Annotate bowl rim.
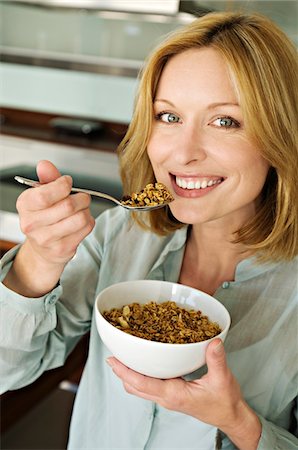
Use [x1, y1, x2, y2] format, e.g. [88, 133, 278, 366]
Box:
[95, 279, 231, 348]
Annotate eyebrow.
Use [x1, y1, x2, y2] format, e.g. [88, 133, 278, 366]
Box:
[154, 99, 240, 109]
[154, 99, 176, 107]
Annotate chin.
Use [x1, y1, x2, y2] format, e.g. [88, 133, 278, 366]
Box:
[169, 205, 204, 225]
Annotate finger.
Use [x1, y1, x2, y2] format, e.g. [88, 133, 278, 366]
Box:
[39, 192, 91, 226]
[36, 160, 62, 184]
[17, 175, 73, 213]
[33, 218, 95, 262]
[206, 339, 229, 381]
[107, 358, 186, 410]
[107, 358, 167, 399]
[32, 207, 94, 245]
[122, 382, 159, 402]
[20, 193, 91, 232]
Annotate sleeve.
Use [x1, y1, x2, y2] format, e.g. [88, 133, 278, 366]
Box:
[257, 416, 298, 450]
[256, 406, 298, 450]
[217, 404, 298, 450]
[0, 221, 103, 394]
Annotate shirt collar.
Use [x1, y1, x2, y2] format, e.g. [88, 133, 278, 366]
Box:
[234, 255, 282, 282]
[148, 226, 188, 277]
[148, 224, 284, 284]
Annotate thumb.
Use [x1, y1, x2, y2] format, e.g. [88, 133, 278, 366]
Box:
[36, 160, 62, 184]
[206, 338, 228, 381]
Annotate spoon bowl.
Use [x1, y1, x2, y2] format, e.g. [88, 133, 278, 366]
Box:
[14, 176, 173, 212]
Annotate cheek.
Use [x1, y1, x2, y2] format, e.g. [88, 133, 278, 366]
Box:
[223, 139, 269, 186]
[147, 137, 167, 167]
[245, 154, 270, 188]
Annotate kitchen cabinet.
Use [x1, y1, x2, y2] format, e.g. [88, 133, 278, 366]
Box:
[1, 334, 90, 438]
[0, 239, 17, 258]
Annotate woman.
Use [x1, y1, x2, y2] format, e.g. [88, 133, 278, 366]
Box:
[1, 11, 297, 450]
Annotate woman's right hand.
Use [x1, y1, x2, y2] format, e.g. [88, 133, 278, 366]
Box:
[3, 160, 95, 297]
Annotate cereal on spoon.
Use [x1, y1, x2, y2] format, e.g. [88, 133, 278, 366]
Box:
[121, 183, 174, 208]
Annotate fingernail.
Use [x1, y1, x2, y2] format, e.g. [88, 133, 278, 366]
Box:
[64, 175, 72, 184]
[214, 340, 223, 354]
[106, 358, 114, 368]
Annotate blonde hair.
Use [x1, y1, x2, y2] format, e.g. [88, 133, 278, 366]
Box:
[118, 11, 298, 262]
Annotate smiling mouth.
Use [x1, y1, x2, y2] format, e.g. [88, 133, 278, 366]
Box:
[173, 175, 225, 190]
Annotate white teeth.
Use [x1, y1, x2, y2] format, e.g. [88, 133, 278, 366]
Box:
[176, 176, 222, 190]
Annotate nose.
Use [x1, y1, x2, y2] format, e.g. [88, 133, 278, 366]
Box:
[173, 124, 208, 165]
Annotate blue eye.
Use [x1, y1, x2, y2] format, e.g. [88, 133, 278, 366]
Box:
[213, 116, 240, 128]
[156, 112, 180, 123]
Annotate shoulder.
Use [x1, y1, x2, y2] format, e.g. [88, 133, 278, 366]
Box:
[266, 257, 298, 293]
[238, 255, 297, 288]
[265, 258, 298, 304]
[253, 257, 298, 312]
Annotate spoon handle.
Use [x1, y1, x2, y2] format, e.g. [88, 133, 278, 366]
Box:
[14, 176, 40, 188]
[14, 176, 121, 206]
[70, 187, 121, 205]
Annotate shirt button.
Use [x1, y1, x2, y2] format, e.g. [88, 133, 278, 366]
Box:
[48, 295, 56, 305]
[222, 281, 230, 289]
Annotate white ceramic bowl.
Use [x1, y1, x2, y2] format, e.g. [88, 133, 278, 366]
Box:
[95, 280, 231, 379]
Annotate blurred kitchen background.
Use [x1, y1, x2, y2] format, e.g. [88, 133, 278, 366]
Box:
[0, 1, 297, 449]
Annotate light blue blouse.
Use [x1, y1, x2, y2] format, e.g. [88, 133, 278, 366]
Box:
[1, 207, 297, 450]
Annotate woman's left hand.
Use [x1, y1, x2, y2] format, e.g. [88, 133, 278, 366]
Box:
[107, 338, 261, 448]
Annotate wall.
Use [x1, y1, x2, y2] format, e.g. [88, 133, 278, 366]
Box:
[0, 63, 137, 123]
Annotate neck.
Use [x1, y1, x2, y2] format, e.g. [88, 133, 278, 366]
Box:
[179, 223, 251, 295]
[189, 222, 249, 266]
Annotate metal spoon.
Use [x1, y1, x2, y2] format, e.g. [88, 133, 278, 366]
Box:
[14, 176, 172, 212]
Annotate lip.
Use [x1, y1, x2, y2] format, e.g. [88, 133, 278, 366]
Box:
[171, 172, 223, 179]
[169, 173, 225, 198]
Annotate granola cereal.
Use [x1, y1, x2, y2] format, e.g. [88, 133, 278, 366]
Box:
[103, 301, 221, 344]
[121, 183, 174, 208]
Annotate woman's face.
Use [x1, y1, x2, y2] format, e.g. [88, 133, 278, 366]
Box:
[147, 47, 270, 227]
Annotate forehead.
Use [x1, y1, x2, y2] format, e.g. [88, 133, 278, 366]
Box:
[156, 47, 238, 102]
